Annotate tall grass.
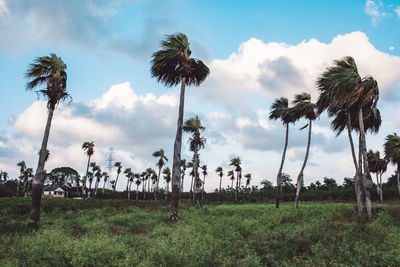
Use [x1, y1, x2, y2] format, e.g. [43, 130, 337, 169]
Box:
[1, 198, 399, 266]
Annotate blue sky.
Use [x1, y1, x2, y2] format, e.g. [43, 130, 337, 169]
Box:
[0, 0, 399, 190]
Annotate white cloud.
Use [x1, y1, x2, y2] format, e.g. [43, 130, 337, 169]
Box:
[0, 0, 8, 16]
[364, 0, 387, 26]
[389, 46, 395, 51]
[395, 6, 400, 17]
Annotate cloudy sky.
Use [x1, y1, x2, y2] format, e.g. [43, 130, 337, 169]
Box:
[0, 0, 400, 191]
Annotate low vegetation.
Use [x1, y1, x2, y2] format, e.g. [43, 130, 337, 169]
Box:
[1, 198, 400, 266]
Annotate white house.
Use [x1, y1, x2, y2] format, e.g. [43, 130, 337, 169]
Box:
[43, 186, 67, 198]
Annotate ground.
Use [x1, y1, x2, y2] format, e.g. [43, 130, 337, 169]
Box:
[0, 198, 400, 266]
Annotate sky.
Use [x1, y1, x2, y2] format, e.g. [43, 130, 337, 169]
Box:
[0, 0, 400, 192]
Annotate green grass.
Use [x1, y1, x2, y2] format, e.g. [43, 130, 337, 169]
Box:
[1, 198, 400, 266]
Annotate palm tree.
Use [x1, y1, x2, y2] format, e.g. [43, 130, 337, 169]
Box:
[93, 168, 102, 199]
[23, 168, 34, 197]
[25, 53, 70, 228]
[151, 33, 210, 221]
[184, 116, 206, 204]
[200, 165, 207, 200]
[230, 157, 242, 203]
[180, 159, 187, 201]
[1, 171, 8, 183]
[291, 92, 317, 208]
[384, 133, 400, 196]
[153, 149, 168, 201]
[244, 173, 252, 190]
[228, 170, 235, 190]
[135, 174, 141, 200]
[215, 167, 224, 201]
[113, 162, 122, 198]
[163, 167, 172, 200]
[102, 172, 109, 196]
[16, 161, 26, 197]
[269, 97, 295, 208]
[82, 141, 94, 199]
[128, 172, 134, 200]
[368, 150, 387, 203]
[316, 56, 380, 217]
[124, 168, 132, 198]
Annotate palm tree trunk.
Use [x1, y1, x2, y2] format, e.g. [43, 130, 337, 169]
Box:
[155, 168, 161, 201]
[295, 120, 312, 208]
[165, 182, 169, 200]
[126, 178, 129, 198]
[29, 107, 54, 229]
[276, 123, 289, 208]
[193, 145, 202, 207]
[235, 172, 239, 204]
[94, 179, 99, 199]
[202, 174, 206, 200]
[170, 78, 186, 221]
[147, 177, 151, 199]
[16, 177, 21, 197]
[358, 108, 373, 218]
[379, 172, 383, 203]
[88, 179, 93, 198]
[128, 181, 132, 200]
[397, 166, 400, 196]
[23, 175, 28, 197]
[102, 180, 106, 195]
[219, 175, 222, 202]
[347, 111, 365, 215]
[113, 172, 120, 199]
[190, 175, 194, 202]
[375, 173, 380, 202]
[180, 173, 185, 201]
[136, 184, 139, 200]
[83, 155, 91, 199]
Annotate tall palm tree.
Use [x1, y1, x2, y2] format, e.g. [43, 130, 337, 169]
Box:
[316, 56, 380, 217]
[200, 165, 207, 200]
[215, 167, 224, 201]
[184, 116, 206, 204]
[16, 161, 26, 197]
[113, 162, 122, 198]
[384, 133, 400, 196]
[291, 92, 317, 208]
[82, 141, 95, 199]
[229, 157, 242, 203]
[180, 159, 187, 201]
[23, 168, 33, 197]
[187, 161, 195, 202]
[163, 167, 172, 200]
[269, 97, 295, 208]
[153, 149, 168, 201]
[93, 168, 102, 199]
[26, 53, 69, 228]
[151, 33, 210, 221]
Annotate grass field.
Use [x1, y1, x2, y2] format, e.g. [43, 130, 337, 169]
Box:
[1, 199, 400, 266]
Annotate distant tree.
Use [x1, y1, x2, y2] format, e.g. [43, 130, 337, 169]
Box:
[113, 162, 122, 198]
[153, 149, 168, 201]
[151, 33, 210, 221]
[229, 157, 242, 203]
[124, 168, 132, 199]
[16, 161, 26, 197]
[228, 170, 235, 190]
[135, 174, 141, 200]
[322, 177, 338, 190]
[384, 133, 400, 196]
[180, 159, 187, 201]
[281, 173, 295, 193]
[163, 167, 172, 200]
[260, 179, 273, 190]
[102, 172, 109, 196]
[200, 165, 207, 200]
[342, 177, 355, 189]
[49, 167, 79, 190]
[215, 167, 224, 200]
[82, 141, 95, 199]
[269, 97, 295, 208]
[244, 173, 252, 190]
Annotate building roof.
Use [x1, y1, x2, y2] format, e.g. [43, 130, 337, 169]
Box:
[43, 186, 64, 192]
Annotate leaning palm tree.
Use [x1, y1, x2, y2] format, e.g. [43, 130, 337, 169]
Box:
[102, 172, 109, 196]
[124, 168, 132, 198]
[291, 92, 317, 208]
[228, 170, 235, 190]
[384, 133, 400, 196]
[368, 150, 382, 202]
[229, 157, 242, 203]
[23, 168, 33, 197]
[16, 161, 26, 197]
[163, 167, 172, 200]
[153, 149, 168, 201]
[215, 167, 224, 201]
[113, 162, 122, 198]
[82, 141, 95, 199]
[25, 54, 70, 228]
[269, 97, 295, 208]
[135, 174, 141, 200]
[316, 56, 379, 217]
[200, 165, 207, 200]
[187, 161, 195, 202]
[93, 169, 103, 199]
[151, 33, 210, 221]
